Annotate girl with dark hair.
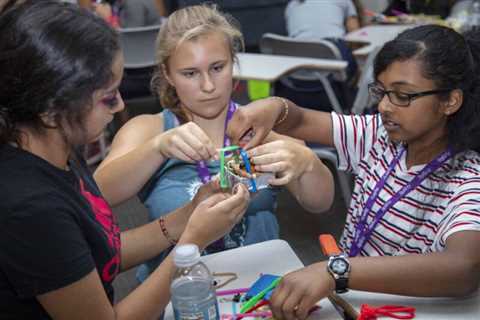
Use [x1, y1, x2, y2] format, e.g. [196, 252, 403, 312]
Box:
[226, 24, 480, 319]
[0, 1, 249, 319]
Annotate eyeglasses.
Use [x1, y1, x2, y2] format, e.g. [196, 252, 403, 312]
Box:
[367, 83, 452, 107]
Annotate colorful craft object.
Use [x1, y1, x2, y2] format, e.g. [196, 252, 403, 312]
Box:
[219, 145, 258, 192]
[216, 274, 321, 320]
[240, 275, 281, 313]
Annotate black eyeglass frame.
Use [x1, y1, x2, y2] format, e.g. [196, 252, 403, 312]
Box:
[367, 83, 453, 107]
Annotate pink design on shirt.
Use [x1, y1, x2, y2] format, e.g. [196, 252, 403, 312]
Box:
[79, 179, 121, 282]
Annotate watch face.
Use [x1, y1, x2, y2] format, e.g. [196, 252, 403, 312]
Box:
[331, 258, 348, 274]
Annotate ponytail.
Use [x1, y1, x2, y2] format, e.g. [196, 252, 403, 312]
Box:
[451, 30, 480, 153]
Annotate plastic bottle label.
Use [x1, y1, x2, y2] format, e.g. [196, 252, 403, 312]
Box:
[173, 301, 219, 320]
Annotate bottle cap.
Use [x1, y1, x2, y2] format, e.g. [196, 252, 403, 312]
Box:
[174, 244, 201, 267]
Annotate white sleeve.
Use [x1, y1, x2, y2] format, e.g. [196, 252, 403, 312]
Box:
[435, 179, 480, 250]
[331, 112, 381, 174]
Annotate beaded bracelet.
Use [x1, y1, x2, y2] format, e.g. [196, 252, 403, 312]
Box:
[274, 97, 289, 126]
[158, 217, 177, 246]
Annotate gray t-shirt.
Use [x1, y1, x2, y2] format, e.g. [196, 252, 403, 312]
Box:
[120, 0, 163, 28]
[285, 0, 357, 40]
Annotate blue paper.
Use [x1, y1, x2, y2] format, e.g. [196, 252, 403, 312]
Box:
[245, 274, 281, 301]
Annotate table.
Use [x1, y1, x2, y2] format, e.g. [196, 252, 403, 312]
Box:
[343, 290, 480, 320]
[164, 240, 336, 319]
[344, 25, 415, 57]
[233, 53, 347, 113]
[164, 239, 480, 320]
[233, 53, 347, 82]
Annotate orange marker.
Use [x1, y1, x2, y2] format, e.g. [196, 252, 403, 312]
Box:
[319, 234, 341, 256]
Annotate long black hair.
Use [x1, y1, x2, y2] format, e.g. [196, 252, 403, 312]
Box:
[0, 0, 120, 146]
[374, 24, 480, 153]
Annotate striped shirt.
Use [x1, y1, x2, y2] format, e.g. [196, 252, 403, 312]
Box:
[332, 113, 480, 256]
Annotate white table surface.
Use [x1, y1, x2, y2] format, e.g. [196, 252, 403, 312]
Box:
[344, 25, 415, 56]
[164, 239, 480, 320]
[343, 289, 480, 320]
[233, 53, 347, 82]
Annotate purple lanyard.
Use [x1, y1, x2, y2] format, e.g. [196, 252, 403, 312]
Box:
[349, 146, 453, 257]
[196, 101, 237, 184]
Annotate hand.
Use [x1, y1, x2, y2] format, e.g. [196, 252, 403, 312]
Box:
[191, 179, 222, 208]
[226, 98, 284, 149]
[92, 3, 112, 20]
[155, 122, 217, 163]
[182, 184, 250, 248]
[247, 140, 316, 186]
[270, 262, 335, 320]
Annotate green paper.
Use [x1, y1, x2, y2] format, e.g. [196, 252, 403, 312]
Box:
[247, 80, 271, 101]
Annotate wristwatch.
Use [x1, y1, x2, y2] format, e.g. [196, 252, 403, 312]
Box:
[326, 254, 350, 294]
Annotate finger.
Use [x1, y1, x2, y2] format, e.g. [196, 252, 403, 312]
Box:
[280, 290, 304, 320]
[170, 136, 202, 162]
[198, 193, 229, 208]
[167, 148, 196, 163]
[229, 199, 248, 224]
[238, 129, 255, 148]
[296, 295, 318, 320]
[186, 125, 217, 159]
[208, 178, 221, 191]
[270, 282, 292, 320]
[255, 161, 288, 173]
[200, 179, 222, 194]
[226, 112, 250, 145]
[211, 184, 249, 212]
[250, 152, 280, 165]
[178, 129, 214, 161]
[232, 184, 250, 217]
[247, 145, 268, 158]
[231, 184, 250, 208]
[233, 183, 249, 198]
[268, 174, 291, 186]
[243, 127, 268, 150]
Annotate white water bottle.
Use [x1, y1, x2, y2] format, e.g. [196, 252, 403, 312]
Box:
[171, 244, 219, 320]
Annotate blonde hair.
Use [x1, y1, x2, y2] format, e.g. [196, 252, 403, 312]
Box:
[151, 4, 244, 122]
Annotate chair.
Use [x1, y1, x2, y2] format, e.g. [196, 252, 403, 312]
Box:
[260, 33, 346, 114]
[351, 45, 381, 115]
[259, 33, 352, 206]
[117, 24, 163, 123]
[118, 24, 161, 69]
[83, 25, 163, 166]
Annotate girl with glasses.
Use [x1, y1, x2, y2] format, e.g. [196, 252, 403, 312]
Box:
[0, 1, 249, 319]
[226, 24, 480, 319]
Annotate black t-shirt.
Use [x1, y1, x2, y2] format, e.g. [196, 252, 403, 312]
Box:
[0, 145, 121, 319]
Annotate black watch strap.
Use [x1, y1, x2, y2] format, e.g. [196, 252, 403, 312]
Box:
[335, 277, 349, 294]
